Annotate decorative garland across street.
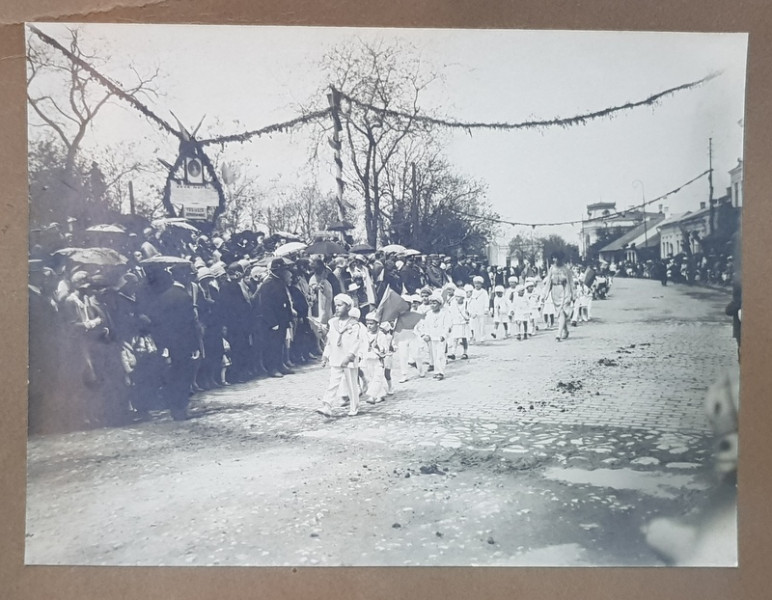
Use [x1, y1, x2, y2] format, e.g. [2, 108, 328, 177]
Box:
[448, 170, 711, 228]
[29, 24, 720, 147]
[28, 25, 720, 229]
[336, 73, 720, 133]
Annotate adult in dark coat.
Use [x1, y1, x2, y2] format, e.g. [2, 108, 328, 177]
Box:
[255, 259, 295, 377]
[140, 268, 199, 420]
[400, 256, 424, 294]
[377, 260, 403, 302]
[219, 263, 254, 383]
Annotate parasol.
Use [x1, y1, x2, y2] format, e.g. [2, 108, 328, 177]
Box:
[152, 218, 199, 232]
[306, 240, 347, 255]
[274, 241, 308, 256]
[140, 255, 193, 268]
[85, 224, 127, 234]
[327, 220, 355, 231]
[380, 243, 406, 254]
[401, 248, 421, 257]
[53, 247, 128, 266]
[350, 243, 376, 254]
[271, 230, 302, 241]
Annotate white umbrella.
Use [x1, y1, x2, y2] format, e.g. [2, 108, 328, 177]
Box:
[152, 218, 199, 232]
[274, 241, 307, 256]
[380, 243, 406, 254]
[401, 248, 421, 257]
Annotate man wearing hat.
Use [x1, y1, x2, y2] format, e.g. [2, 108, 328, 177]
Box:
[139, 266, 200, 421]
[255, 258, 295, 378]
[220, 261, 254, 383]
[400, 254, 424, 294]
[425, 254, 446, 288]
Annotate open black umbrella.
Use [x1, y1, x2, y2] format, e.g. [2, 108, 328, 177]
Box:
[306, 240, 347, 255]
[53, 247, 128, 266]
[327, 220, 355, 232]
[140, 255, 193, 268]
[350, 243, 375, 254]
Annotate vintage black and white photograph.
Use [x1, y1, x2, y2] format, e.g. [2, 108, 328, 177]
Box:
[25, 23, 745, 566]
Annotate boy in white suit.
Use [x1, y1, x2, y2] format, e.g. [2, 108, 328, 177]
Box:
[317, 294, 365, 417]
[414, 291, 453, 380]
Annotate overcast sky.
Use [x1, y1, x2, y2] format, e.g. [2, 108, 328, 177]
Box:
[28, 24, 747, 245]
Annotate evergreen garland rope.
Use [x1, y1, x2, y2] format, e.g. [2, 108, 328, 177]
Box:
[449, 170, 711, 228]
[337, 73, 721, 133]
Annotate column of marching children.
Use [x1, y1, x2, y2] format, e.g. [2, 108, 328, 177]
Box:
[316, 269, 600, 417]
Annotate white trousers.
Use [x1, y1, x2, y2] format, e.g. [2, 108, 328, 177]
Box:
[423, 339, 447, 375]
[321, 366, 359, 413]
[470, 315, 486, 341]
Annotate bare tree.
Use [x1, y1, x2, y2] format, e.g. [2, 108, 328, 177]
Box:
[320, 38, 439, 247]
[26, 27, 160, 182]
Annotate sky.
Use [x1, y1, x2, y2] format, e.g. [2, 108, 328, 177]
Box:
[27, 24, 748, 246]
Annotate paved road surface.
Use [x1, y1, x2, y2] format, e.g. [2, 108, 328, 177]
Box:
[25, 278, 738, 566]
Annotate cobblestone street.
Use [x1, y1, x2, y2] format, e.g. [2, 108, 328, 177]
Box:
[25, 278, 738, 566]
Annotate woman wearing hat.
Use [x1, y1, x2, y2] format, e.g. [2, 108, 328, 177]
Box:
[542, 250, 576, 341]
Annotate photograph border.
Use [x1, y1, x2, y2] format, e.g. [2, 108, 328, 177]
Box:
[2, 1, 770, 598]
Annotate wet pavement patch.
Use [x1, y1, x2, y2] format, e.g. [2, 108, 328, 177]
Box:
[541, 467, 710, 499]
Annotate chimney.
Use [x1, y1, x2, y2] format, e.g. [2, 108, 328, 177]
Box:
[699, 201, 706, 209]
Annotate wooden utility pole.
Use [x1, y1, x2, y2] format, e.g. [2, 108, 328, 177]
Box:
[708, 137, 715, 235]
[128, 180, 136, 215]
[411, 162, 418, 246]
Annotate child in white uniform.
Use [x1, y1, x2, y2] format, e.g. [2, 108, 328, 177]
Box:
[511, 284, 531, 340]
[525, 279, 540, 336]
[491, 284, 511, 339]
[318, 294, 365, 417]
[379, 321, 395, 394]
[540, 276, 556, 329]
[362, 313, 389, 404]
[448, 288, 470, 359]
[414, 292, 453, 380]
[467, 276, 489, 344]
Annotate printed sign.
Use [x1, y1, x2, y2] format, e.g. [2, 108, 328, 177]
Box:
[170, 182, 219, 221]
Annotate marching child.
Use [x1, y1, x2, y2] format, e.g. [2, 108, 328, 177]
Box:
[448, 288, 471, 360]
[467, 276, 490, 344]
[511, 284, 531, 340]
[362, 313, 389, 404]
[540, 276, 556, 329]
[525, 278, 540, 336]
[414, 291, 453, 380]
[396, 295, 421, 382]
[491, 284, 511, 339]
[576, 282, 591, 322]
[379, 321, 395, 395]
[317, 294, 365, 418]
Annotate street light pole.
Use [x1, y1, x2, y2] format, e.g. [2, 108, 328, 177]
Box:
[633, 180, 648, 263]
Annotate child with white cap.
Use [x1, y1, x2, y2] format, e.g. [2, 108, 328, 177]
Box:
[362, 313, 389, 404]
[414, 291, 453, 379]
[317, 294, 366, 417]
[490, 284, 511, 339]
[395, 296, 422, 383]
[447, 288, 471, 360]
[540, 275, 556, 330]
[379, 321, 395, 394]
[511, 284, 531, 340]
[525, 278, 540, 336]
[467, 276, 490, 344]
